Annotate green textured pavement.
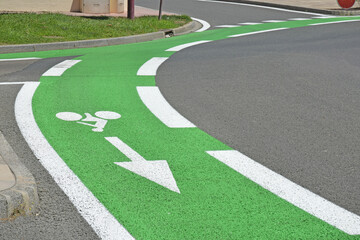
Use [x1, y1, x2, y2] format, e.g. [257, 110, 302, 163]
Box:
[2, 17, 360, 239]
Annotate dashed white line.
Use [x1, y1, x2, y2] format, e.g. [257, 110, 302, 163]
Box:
[312, 16, 338, 19]
[137, 86, 196, 128]
[215, 25, 240, 28]
[207, 150, 360, 235]
[191, 17, 211, 32]
[228, 28, 288, 38]
[15, 82, 134, 240]
[288, 18, 311, 21]
[262, 20, 285, 23]
[310, 19, 360, 26]
[42, 60, 82, 76]
[0, 82, 31, 85]
[197, 0, 325, 16]
[0, 57, 41, 61]
[239, 22, 262, 25]
[137, 57, 169, 76]
[166, 40, 212, 52]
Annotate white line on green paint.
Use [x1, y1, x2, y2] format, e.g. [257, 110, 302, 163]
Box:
[15, 82, 134, 240]
[137, 57, 168, 76]
[228, 28, 288, 38]
[207, 150, 360, 235]
[166, 40, 212, 52]
[137, 86, 196, 128]
[42, 60, 82, 76]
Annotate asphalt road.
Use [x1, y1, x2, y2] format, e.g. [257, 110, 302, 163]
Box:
[0, 57, 99, 240]
[156, 22, 360, 215]
[0, 1, 356, 239]
[136, 0, 322, 28]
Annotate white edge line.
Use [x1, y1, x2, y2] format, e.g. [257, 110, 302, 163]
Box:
[262, 20, 286, 23]
[310, 19, 360, 26]
[166, 40, 213, 52]
[137, 57, 168, 76]
[15, 82, 134, 240]
[197, 0, 327, 16]
[228, 27, 288, 38]
[191, 17, 211, 32]
[42, 60, 82, 77]
[0, 57, 41, 62]
[207, 150, 360, 235]
[137, 86, 196, 128]
[239, 22, 262, 25]
[0, 82, 31, 85]
[215, 25, 240, 28]
[288, 18, 311, 21]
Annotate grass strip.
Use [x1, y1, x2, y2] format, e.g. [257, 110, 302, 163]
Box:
[0, 13, 191, 45]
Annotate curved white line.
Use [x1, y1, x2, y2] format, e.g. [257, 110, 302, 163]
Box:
[207, 150, 360, 235]
[137, 86, 196, 128]
[137, 57, 168, 76]
[42, 60, 82, 76]
[15, 82, 134, 240]
[191, 17, 211, 32]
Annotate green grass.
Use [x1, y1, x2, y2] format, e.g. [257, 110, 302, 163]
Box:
[0, 13, 191, 45]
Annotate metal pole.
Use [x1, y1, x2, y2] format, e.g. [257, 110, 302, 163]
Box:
[158, 0, 163, 20]
[128, 0, 135, 19]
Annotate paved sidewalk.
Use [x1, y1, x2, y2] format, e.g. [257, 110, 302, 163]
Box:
[0, 156, 15, 192]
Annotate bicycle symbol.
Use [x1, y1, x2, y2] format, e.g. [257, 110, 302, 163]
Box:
[56, 111, 121, 132]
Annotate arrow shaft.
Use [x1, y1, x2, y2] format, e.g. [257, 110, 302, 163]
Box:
[105, 137, 146, 162]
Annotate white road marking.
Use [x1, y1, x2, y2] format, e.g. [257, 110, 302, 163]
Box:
[288, 18, 311, 21]
[15, 82, 134, 240]
[105, 137, 180, 193]
[262, 20, 285, 23]
[0, 57, 41, 61]
[42, 60, 82, 76]
[137, 57, 168, 76]
[197, 0, 325, 16]
[215, 25, 240, 28]
[207, 150, 360, 235]
[137, 86, 196, 128]
[228, 28, 288, 38]
[239, 22, 261, 25]
[312, 16, 338, 19]
[310, 19, 360, 26]
[166, 40, 212, 52]
[0, 82, 32, 85]
[191, 17, 211, 32]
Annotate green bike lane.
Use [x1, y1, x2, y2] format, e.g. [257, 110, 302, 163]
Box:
[3, 17, 360, 239]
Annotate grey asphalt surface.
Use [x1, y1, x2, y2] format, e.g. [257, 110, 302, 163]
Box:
[0, 1, 346, 239]
[0, 57, 99, 239]
[156, 22, 360, 215]
[137, 0, 322, 28]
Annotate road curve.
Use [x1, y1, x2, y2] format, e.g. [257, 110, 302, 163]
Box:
[156, 22, 360, 215]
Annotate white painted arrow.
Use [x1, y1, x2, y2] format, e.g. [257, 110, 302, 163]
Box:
[105, 137, 180, 193]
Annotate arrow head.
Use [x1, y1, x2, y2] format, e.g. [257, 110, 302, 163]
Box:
[114, 160, 180, 193]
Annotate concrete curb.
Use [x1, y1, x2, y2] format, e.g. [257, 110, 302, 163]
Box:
[217, 0, 360, 16]
[0, 131, 38, 220]
[0, 20, 202, 54]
